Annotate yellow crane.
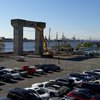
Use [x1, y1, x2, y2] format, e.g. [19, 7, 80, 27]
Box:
[35, 26, 53, 57]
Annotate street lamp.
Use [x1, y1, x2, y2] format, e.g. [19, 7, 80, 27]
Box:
[57, 40, 60, 65]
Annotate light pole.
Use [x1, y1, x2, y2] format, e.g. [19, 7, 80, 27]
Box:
[57, 40, 60, 65]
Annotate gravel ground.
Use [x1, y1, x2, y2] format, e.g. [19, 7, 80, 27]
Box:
[0, 55, 100, 97]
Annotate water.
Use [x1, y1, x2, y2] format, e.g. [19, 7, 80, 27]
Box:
[4, 41, 80, 52]
[4, 42, 35, 52]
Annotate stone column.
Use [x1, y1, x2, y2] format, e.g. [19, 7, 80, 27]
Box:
[13, 27, 23, 55]
[35, 28, 43, 56]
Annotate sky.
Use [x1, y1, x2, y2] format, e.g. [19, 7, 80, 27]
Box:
[0, 0, 100, 40]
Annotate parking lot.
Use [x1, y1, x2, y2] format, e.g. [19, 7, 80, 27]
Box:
[0, 55, 100, 97]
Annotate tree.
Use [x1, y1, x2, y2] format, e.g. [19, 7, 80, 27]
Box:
[83, 42, 93, 48]
[76, 43, 83, 50]
[76, 42, 93, 50]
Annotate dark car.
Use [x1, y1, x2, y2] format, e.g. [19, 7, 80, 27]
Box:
[78, 82, 100, 94]
[42, 64, 53, 72]
[83, 71, 100, 79]
[35, 64, 51, 72]
[7, 88, 42, 100]
[67, 72, 94, 81]
[67, 88, 96, 100]
[84, 50, 94, 57]
[47, 64, 61, 71]
[54, 78, 75, 90]
[74, 88, 100, 100]
[0, 65, 5, 70]
[0, 97, 12, 100]
[0, 70, 12, 82]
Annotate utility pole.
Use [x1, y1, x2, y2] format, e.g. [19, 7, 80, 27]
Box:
[48, 28, 51, 40]
[48, 28, 51, 47]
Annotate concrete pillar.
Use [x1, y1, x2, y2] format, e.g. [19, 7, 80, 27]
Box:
[11, 19, 46, 56]
[35, 28, 43, 56]
[13, 27, 23, 55]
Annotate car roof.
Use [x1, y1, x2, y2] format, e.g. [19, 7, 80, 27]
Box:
[32, 83, 41, 87]
[3, 68, 13, 71]
[8, 88, 30, 95]
[42, 81, 49, 84]
[93, 69, 100, 71]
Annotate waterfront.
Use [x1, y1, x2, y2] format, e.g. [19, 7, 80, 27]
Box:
[4, 40, 80, 52]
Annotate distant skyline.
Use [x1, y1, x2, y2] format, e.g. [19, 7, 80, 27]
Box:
[0, 0, 100, 40]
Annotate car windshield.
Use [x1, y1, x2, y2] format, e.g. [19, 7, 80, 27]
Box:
[51, 85, 60, 90]
[94, 70, 100, 72]
[19, 69, 25, 72]
[37, 89, 45, 94]
[45, 83, 52, 87]
[11, 70, 17, 74]
[57, 79, 67, 82]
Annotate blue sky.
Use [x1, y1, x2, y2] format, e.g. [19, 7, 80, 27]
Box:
[0, 0, 100, 40]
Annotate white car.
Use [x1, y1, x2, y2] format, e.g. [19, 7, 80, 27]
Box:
[68, 77, 83, 84]
[32, 81, 59, 88]
[3, 68, 21, 79]
[25, 87, 50, 100]
[36, 68, 44, 74]
[32, 81, 68, 97]
[92, 69, 100, 75]
[93, 79, 100, 84]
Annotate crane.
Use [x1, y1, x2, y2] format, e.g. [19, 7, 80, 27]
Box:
[35, 26, 53, 57]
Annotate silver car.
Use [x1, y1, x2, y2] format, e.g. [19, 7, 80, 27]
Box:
[3, 68, 21, 79]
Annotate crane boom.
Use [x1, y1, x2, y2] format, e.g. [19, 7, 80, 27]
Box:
[35, 26, 53, 57]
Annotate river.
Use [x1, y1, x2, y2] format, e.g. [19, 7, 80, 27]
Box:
[4, 40, 81, 52]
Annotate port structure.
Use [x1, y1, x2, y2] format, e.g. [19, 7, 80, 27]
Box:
[11, 19, 46, 56]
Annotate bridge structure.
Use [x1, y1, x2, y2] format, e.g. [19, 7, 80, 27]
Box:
[11, 19, 46, 56]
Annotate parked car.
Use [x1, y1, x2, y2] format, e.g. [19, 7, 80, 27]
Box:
[83, 71, 100, 79]
[3, 68, 21, 79]
[78, 82, 100, 94]
[84, 50, 94, 57]
[92, 69, 100, 75]
[14, 68, 28, 77]
[25, 87, 50, 100]
[43, 64, 61, 71]
[15, 56, 25, 62]
[21, 65, 36, 75]
[49, 96, 74, 100]
[32, 81, 70, 97]
[0, 65, 5, 70]
[36, 68, 44, 74]
[67, 72, 95, 81]
[60, 96, 76, 100]
[50, 78, 75, 90]
[67, 88, 96, 100]
[0, 97, 12, 100]
[0, 70, 12, 82]
[7, 88, 42, 100]
[68, 77, 83, 84]
[93, 79, 100, 84]
[35, 64, 52, 72]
